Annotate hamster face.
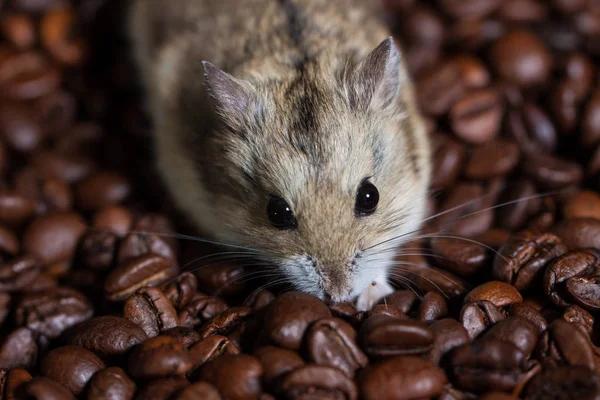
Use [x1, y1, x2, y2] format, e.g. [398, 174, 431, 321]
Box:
[195, 38, 430, 303]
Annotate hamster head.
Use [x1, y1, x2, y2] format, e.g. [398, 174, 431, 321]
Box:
[196, 37, 430, 303]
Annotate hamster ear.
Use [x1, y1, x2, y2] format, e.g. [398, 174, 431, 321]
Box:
[202, 61, 254, 116]
[349, 37, 404, 110]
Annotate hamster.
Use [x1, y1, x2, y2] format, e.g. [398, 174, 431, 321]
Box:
[128, 0, 431, 310]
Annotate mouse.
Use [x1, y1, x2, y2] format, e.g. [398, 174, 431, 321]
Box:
[128, 0, 431, 310]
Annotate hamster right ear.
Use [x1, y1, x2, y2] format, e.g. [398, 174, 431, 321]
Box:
[202, 61, 255, 118]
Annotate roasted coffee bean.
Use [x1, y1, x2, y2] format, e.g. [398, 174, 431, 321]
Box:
[460, 301, 506, 339]
[483, 317, 538, 356]
[566, 275, 600, 312]
[15, 287, 93, 339]
[431, 132, 465, 191]
[22, 211, 87, 266]
[197, 306, 252, 339]
[564, 191, 600, 220]
[439, 0, 500, 18]
[162, 272, 197, 310]
[254, 346, 305, 388]
[92, 206, 134, 237]
[551, 80, 580, 135]
[123, 287, 179, 338]
[79, 230, 117, 271]
[304, 317, 368, 377]
[509, 303, 548, 333]
[161, 327, 202, 348]
[105, 254, 178, 302]
[22, 377, 76, 400]
[417, 292, 448, 321]
[87, 367, 136, 400]
[75, 172, 131, 211]
[525, 366, 600, 399]
[449, 88, 503, 144]
[390, 264, 469, 299]
[40, 5, 86, 66]
[0, 102, 42, 152]
[380, 290, 418, 314]
[0, 327, 38, 369]
[188, 335, 240, 377]
[171, 382, 221, 400]
[194, 262, 247, 297]
[493, 231, 566, 290]
[536, 319, 596, 370]
[429, 236, 486, 277]
[522, 152, 583, 190]
[134, 377, 189, 400]
[359, 356, 446, 400]
[128, 336, 193, 379]
[35, 90, 76, 136]
[464, 139, 519, 179]
[0, 55, 61, 100]
[117, 230, 177, 269]
[0, 191, 36, 226]
[562, 305, 595, 336]
[464, 281, 523, 308]
[40, 346, 104, 396]
[67, 316, 148, 357]
[554, 218, 600, 250]
[416, 60, 465, 116]
[453, 55, 490, 89]
[0, 255, 39, 292]
[0, 13, 35, 49]
[276, 364, 357, 400]
[31, 149, 95, 184]
[451, 338, 528, 392]
[178, 293, 229, 329]
[543, 250, 600, 307]
[199, 354, 262, 400]
[14, 167, 73, 214]
[497, 0, 547, 22]
[495, 180, 538, 231]
[366, 304, 406, 320]
[399, 5, 444, 46]
[264, 291, 331, 350]
[429, 319, 470, 365]
[491, 29, 552, 87]
[582, 90, 600, 148]
[360, 315, 434, 359]
[4, 368, 33, 400]
[242, 289, 275, 311]
[0, 293, 10, 326]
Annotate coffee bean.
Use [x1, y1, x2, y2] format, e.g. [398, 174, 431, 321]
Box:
[0, 54, 61, 100]
[491, 30, 552, 87]
[123, 287, 179, 338]
[453, 55, 490, 89]
[199, 354, 262, 400]
[264, 291, 331, 350]
[367, 304, 406, 320]
[417, 292, 448, 322]
[67, 316, 148, 357]
[464, 281, 523, 308]
[197, 306, 252, 339]
[86, 367, 136, 400]
[431, 132, 465, 191]
[305, 317, 368, 377]
[0, 327, 38, 369]
[450, 88, 503, 144]
[566, 275, 600, 312]
[194, 262, 247, 297]
[188, 335, 240, 377]
[493, 231, 566, 290]
[117, 230, 177, 270]
[0, 255, 40, 292]
[178, 293, 229, 329]
[460, 301, 506, 339]
[0, 12, 35, 49]
[439, 0, 500, 19]
[509, 303, 547, 333]
[92, 206, 134, 238]
[15, 286, 93, 339]
[581, 90, 600, 149]
[0, 293, 10, 326]
[35, 90, 76, 135]
[40, 346, 105, 396]
[497, 0, 547, 22]
[416, 60, 465, 116]
[22, 377, 76, 400]
[4, 368, 33, 400]
[242, 288, 275, 311]
[15, 167, 73, 214]
[554, 218, 600, 250]
[389, 264, 469, 299]
[399, 5, 444, 46]
[525, 365, 600, 399]
[429, 236, 486, 277]
[543, 250, 600, 307]
[550, 80, 580, 135]
[522, 152, 583, 190]
[161, 327, 201, 348]
[171, 382, 221, 400]
[128, 336, 193, 379]
[40, 5, 86, 66]
[105, 254, 178, 302]
[134, 377, 189, 400]
[162, 272, 197, 310]
[254, 346, 304, 389]
[32, 149, 95, 183]
[562, 305, 595, 336]
[495, 180, 538, 230]
[0, 191, 36, 226]
[359, 356, 446, 400]
[564, 191, 600, 220]
[360, 315, 434, 359]
[464, 139, 519, 179]
[483, 317, 539, 356]
[537, 319, 596, 370]
[0, 101, 43, 153]
[429, 319, 470, 365]
[79, 231, 117, 271]
[75, 172, 131, 211]
[278, 364, 358, 400]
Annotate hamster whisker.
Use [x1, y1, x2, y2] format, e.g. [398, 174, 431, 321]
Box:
[404, 234, 507, 262]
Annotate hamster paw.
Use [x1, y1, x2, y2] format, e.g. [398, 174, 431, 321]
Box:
[355, 279, 394, 311]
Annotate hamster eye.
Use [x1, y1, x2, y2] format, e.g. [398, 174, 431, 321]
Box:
[355, 181, 379, 216]
[267, 197, 297, 229]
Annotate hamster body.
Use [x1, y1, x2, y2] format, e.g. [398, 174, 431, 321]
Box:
[128, 0, 430, 310]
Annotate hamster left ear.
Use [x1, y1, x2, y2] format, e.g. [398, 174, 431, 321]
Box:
[348, 37, 404, 110]
[202, 61, 254, 117]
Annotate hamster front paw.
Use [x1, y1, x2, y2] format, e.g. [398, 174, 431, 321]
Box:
[355, 278, 394, 311]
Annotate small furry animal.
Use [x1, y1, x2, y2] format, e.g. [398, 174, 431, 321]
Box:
[128, 0, 431, 310]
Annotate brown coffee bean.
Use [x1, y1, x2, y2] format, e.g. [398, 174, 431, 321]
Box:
[431, 132, 465, 191]
[566, 276, 600, 312]
[254, 346, 304, 389]
[537, 320, 596, 370]
[360, 315, 434, 359]
[564, 191, 600, 220]
[581, 90, 600, 149]
[199, 354, 262, 400]
[14, 167, 73, 214]
[522, 152, 583, 190]
[464, 281, 523, 308]
[15, 287, 93, 339]
[171, 382, 221, 400]
[178, 293, 229, 329]
[117, 230, 177, 269]
[551, 80, 580, 135]
[40, 5, 87, 66]
[162, 272, 197, 310]
[242, 289, 275, 311]
[563, 52, 594, 100]
[554, 218, 600, 250]
[105, 254, 178, 302]
[417, 292, 448, 322]
[491, 30, 552, 87]
[389, 264, 469, 299]
[509, 303, 547, 333]
[86, 367, 136, 400]
[40, 346, 104, 396]
[0, 327, 37, 369]
[399, 5, 444, 46]
[366, 304, 406, 320]
[0, 191, 36, 226]
[464, 139, 519, 179]
[0, 13, 35, 50]
[0, 55, 61, 100]
[134, 377, 189, 400]
[563, 305, 595, 336]
[429, 236, 486, 277]
[493, 231, 566, 290]
[429, 319, 470, 365]
[161, 327, 202, 349]
[497, 0, 547, 22]
[453, 55, 490, 89]
[460, 301, 506, 339]
[22, 377, 76, 400]
[67, 316, 148, 357]
[4, 368, 33, 400]
[188, 335, 240, 377]
[484, 317, 539, 356]
[450, 88, 503, 144]
[0, 255, 39, 292]
[495, 180, 538, 231]
[194, 262, 247, 297]
[525, 365, 600, 400]
[79, 231, 117, 271]
[543, 250, 600, 307]
[35, 90, 76, 135]
[0, 102, 43, 152]
[440, 0, 500, 18]
[32, 149, 95, 183]
[128, 336, 193, 379]
[0, 293, 10, 326]
[379, 290, 418, 314]
[132, 214, 178, 252]
[197, 306, 252, 339]
[416, 60, 465, 116]
[92, 206, 133, 238]
[123, 287, 179, 338]
[451, 338, 527, 392]
[274, 364, 357, 399]
[359, 356, 446, 400]
[75, 172, 131, 211]
[22, 211, 87, 266]
[305, 317, 368, 377]
[264, 291, 331, 350]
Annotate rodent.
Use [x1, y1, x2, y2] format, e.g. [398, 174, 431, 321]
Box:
[128, 0, 431, 310]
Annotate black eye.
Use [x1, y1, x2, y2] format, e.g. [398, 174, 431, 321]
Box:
[267, 197, 297, 229]
[355, 181, 379, 216]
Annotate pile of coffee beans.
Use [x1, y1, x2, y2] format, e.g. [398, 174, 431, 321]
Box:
[0, 0, 599, 399]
